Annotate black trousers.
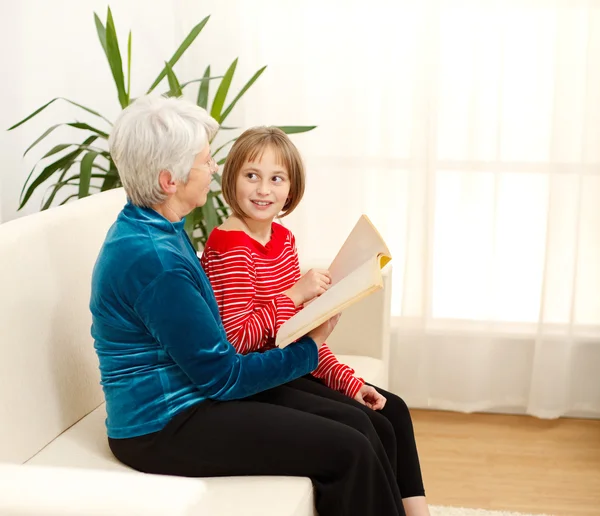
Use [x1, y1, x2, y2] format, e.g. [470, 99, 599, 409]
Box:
[109, 380, 423, 516]
[286, 376, 425, 499]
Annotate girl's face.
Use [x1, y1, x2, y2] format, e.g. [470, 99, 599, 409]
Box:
[235, 145, 291, 224]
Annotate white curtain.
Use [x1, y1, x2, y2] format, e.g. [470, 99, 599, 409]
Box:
[177, 0, 600, 418]
[4, 0, 597, 418]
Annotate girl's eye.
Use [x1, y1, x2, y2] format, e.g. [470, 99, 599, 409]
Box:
[272, 176, 284, 183]
[246, 173, 258, 180]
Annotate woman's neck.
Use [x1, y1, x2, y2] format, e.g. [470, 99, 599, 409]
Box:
[152, 200, 183, 223]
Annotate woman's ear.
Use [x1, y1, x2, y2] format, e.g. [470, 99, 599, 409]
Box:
[158, 170, 177, 194]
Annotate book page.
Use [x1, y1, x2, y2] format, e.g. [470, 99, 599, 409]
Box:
[328, 215, 391, 285]
[276, 255, 383, 348]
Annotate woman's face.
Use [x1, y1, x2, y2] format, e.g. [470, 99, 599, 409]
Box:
[175, 144, 214, 215]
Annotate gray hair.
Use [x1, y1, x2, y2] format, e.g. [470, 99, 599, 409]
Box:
[108, 94, 219, 207]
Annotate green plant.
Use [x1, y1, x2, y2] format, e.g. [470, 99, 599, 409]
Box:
[8, 7, 315, 248]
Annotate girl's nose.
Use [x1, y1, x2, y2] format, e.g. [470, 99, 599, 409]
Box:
[257, 181, 271, 195]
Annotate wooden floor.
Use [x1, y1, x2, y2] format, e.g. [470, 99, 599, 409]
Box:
[411, 409, 600, 516]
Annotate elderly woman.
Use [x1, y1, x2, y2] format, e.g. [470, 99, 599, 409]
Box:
[90, 95, 405, 516]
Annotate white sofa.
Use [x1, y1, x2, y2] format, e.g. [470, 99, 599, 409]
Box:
[0, 188, 392, 516]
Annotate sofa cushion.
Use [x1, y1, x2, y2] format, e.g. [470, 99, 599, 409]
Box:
[338, 354, 388, 389]
[27, 405, 315, 516]
[26, 355, 383, 515]
[0, 188, 128, 464]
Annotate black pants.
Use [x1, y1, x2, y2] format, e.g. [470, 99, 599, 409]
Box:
[287, 376, 425, 499]
[109, 380, 422, 516]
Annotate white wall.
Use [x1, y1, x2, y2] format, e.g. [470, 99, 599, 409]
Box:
[0, 0, 180, 222]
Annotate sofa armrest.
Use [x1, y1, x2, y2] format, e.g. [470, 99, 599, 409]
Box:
[300, 265, 393, 362]
[0, 463, 208, 515]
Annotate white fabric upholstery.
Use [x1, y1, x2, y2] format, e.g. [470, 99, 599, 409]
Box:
[0, 188, 127, 464]
[0, 188, 391, 515]
[27, 354, 386, 472]
[338, 354, 387, 390]
[1, 462, 315, 516]
[0, 463, 209, 516]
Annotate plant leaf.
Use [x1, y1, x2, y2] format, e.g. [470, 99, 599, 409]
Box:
[59, 193, 80, 206]
[79, 151, 98, 198]
[40, 142, 109, 160]
[41, 143, 74, 159]
[276, 126, 317, 135]
[211, 171, 222, 186]
[101, 163, 120, 191]
[94, 13, 108, 56]
[23, 124, 62, 156]
[197, 66, 211, 109]
[212, 137, 237, 158]
[184, 206, 201, 241]
[211, 59, 238, 123]
[214, 192, 230, 222]
[220, 66, 266, 123]
[41, 166, 72, 210]
[23, 122, 108, 157]
[127, 30, 132, 101]
[7, 98, 112, 130]
[202, 196, 220, 238]
[164, 61, 183, 97]
[147, 16, 210, 93]
[68, 122, 110, 138]
[180, 74, 223, 89]
[19, 135, 98, 209]
[217, 157, 227, 166]
[105, 7, 128, 108]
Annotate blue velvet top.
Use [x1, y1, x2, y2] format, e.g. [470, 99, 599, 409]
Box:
[90, 202, 318, 439]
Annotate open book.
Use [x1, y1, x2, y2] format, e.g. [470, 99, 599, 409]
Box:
[276, 215, 392, 348]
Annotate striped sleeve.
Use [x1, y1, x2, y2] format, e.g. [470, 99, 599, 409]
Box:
[312, 344, 365, 398]
[201, 247, 296, 354]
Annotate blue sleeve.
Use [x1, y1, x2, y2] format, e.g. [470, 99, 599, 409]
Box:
[134, 268, 318, 401]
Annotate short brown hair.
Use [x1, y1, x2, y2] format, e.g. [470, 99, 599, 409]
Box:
[221, 126, 305, 219]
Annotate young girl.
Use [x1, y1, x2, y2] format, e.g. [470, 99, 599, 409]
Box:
[201, 127, 430, 516]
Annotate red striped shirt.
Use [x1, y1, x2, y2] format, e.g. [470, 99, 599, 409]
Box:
[201, 222, 364, 398]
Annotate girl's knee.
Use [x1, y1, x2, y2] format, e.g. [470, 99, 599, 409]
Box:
[384, 392, 412, 420]
[369, 410, 396, 441]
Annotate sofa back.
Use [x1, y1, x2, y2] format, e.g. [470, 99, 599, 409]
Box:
[0, 189, 127, 463]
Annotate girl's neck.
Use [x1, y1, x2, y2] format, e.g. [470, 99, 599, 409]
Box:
[234, 215, 273, 246]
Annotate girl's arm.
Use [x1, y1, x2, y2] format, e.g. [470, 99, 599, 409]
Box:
[312, 344, 365, 398]
[289, 235, 365, 398]
[202, 248, 296, 354]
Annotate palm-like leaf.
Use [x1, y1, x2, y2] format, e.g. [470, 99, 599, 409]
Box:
[8, 7, 315, 250]
[147, 16, 210, 93]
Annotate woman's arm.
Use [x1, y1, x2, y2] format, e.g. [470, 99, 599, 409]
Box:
[202, 248, 296, 353]
[134, 267, 317, 400]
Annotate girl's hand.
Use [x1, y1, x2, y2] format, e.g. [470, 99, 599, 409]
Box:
[285, 268, 332, 307]
[353, 384, 386, 411]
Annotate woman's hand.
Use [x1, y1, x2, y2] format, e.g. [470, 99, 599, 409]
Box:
[307, 313, 341, 347]
[353, 384, 386, 411]
[285, 269, 332, 307]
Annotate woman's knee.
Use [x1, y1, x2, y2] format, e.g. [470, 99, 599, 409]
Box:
[329, 424, 378, 467]
[336, 405, 378, 438]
